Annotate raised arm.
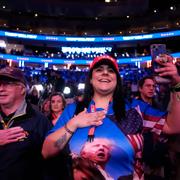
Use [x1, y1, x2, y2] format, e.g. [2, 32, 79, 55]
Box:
[155, 61, 180, 134]
[42, 109, 106, 158]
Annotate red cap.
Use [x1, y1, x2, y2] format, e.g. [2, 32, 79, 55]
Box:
[90, 55, 119, 72]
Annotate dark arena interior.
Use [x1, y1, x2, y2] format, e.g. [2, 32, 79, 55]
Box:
[0, 0, 180, 180]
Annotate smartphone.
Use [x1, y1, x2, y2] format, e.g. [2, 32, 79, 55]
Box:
[150, 44, 167, 70]
[150, 44, 171, 83]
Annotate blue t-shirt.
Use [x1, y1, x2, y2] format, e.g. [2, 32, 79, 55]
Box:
[48, 100, 164, 179]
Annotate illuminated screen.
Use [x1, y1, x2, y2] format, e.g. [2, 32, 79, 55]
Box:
[0, 30, 179, 43]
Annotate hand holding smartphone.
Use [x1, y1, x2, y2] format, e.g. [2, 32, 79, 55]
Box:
[150, 44, 173, 83]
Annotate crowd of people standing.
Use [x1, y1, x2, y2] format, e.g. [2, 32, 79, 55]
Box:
[0, 54, 180, 180]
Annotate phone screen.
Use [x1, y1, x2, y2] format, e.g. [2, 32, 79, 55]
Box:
[150, 44, 171, 83]
[150, 44, 167, 71]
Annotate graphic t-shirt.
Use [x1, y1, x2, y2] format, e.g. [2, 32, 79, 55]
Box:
[49, 100, 166, 180]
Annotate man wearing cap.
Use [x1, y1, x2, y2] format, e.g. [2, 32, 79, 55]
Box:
[0, 66, 52, 180]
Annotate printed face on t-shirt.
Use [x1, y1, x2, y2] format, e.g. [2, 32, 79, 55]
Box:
[80, 138, 113, 165]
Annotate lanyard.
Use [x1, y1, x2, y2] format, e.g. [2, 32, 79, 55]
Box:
[52, 113, 57, 120]
[87, 104, 96, 142]
[87, 102, 109, 142]
[52, 112, 62, 120]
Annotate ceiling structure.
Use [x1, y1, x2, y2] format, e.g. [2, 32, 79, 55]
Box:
[1, 0, 149, 17]
[0, 0, 179, 35]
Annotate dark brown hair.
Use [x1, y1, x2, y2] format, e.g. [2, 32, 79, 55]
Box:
[49, 92, 66, 111]
[138, 76, 155, 89]
[75, 58, 126, 122]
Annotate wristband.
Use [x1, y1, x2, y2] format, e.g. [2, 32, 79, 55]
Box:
[170, 82, 180, 92]
[64, 123, 74, 135]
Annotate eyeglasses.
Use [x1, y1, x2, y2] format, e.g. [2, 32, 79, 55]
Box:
[0, 81, 21, 87]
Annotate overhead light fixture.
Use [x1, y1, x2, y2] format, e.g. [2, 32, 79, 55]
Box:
[63, 87, 71, 95]
[170, 6, 176, 11]
[153, 9, 157, 13]
[33, 84, 44, 92]
[0, 40, 6, 48]
[78, 83, 85, 90]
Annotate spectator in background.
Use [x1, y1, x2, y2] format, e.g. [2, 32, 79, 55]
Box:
[47, 92, 66, 126]
[27, 85, 40, 107]
[41, 97, 50, 116]
[130, 75, 170, 179]
[44, 92, 68, 180]
[54, 71, 65, 93]
[0, 66, 51, 180]
[133, 76, 158, 107]
[130, 75, 170, 110]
